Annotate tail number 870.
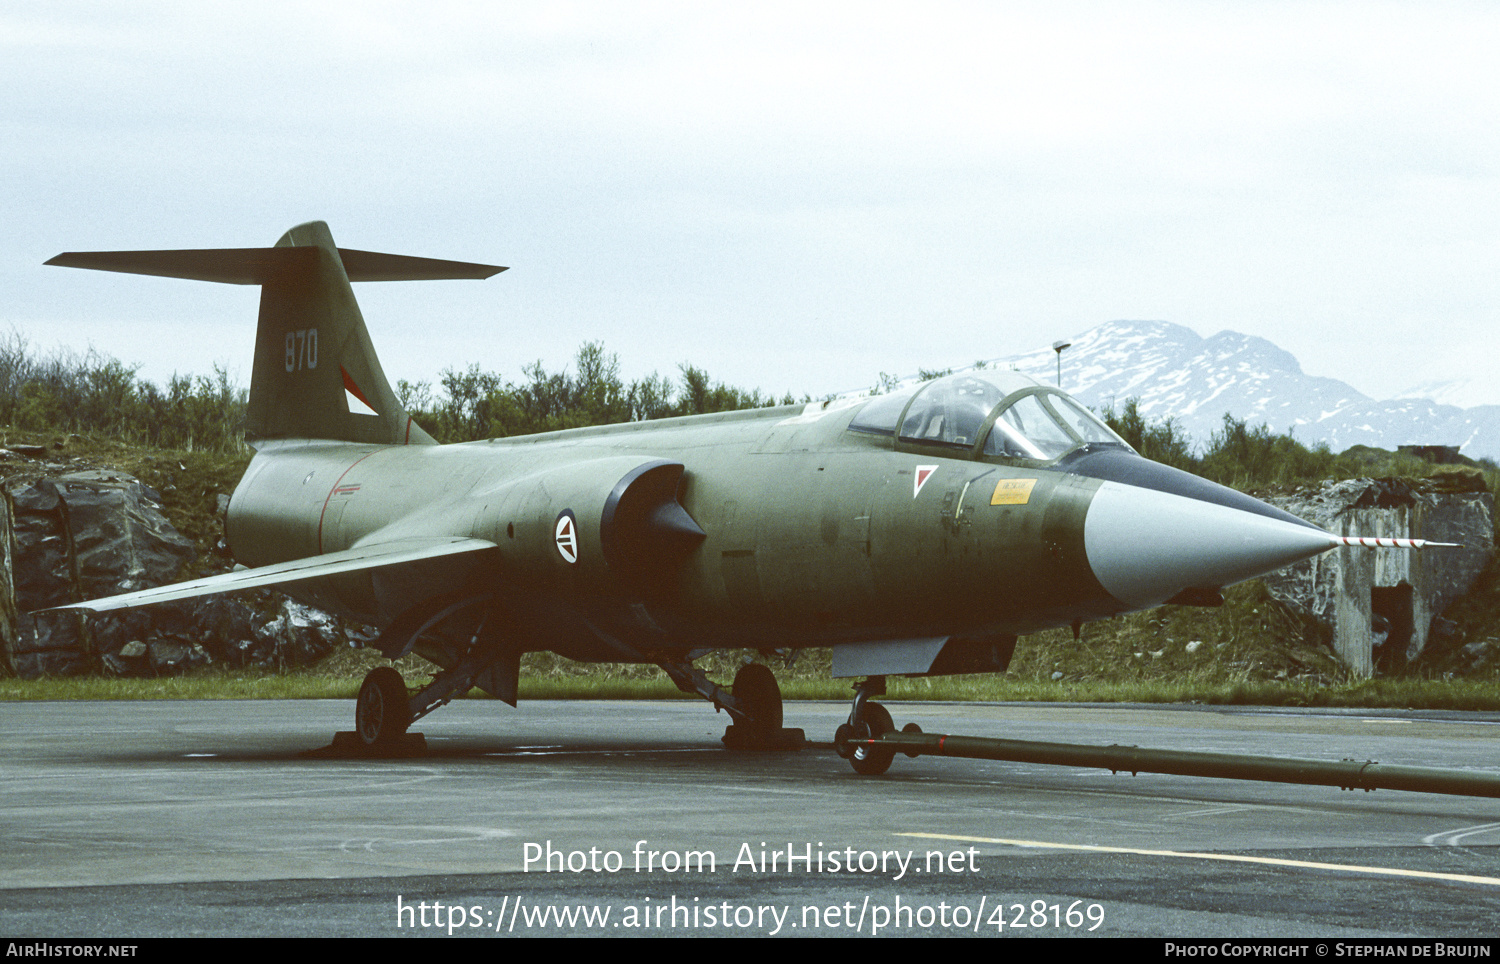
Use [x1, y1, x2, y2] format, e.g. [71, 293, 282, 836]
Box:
[285, 328, 319, 372]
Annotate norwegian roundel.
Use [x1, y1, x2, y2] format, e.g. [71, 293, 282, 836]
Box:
[554, 510, 579, 564]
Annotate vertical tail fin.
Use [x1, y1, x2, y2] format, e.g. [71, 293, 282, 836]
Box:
[247, 221, 431, 446]
[46, 220, 506, 446]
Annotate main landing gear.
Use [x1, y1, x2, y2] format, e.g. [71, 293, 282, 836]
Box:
[648, 653, 804, 750]
[327, 595, 524, 756]
[722, 662, 792, 749]
[325, 665, 426, 755]
[355, 666, 410, 746]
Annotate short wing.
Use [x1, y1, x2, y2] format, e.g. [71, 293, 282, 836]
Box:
[31, 537, 496, 614]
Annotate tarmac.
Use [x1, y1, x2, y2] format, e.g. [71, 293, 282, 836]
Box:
[3, 698, 1499, 937]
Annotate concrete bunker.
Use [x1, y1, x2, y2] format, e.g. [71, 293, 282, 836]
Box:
[1265, 477, 1494, 677]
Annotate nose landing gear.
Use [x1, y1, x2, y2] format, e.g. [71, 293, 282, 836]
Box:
[835, 676, 897, 775]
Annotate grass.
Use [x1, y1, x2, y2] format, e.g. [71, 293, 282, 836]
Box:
[0, 673, 355, 701]
[7, 648, 1500, 710]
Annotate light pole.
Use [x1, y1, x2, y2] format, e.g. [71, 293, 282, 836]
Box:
[1052, 339, 1072, 388]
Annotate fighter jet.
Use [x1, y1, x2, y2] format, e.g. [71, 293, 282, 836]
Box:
[39, 222, 1414, 774]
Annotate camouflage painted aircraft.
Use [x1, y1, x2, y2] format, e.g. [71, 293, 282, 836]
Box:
[41, 222, 1407, 774]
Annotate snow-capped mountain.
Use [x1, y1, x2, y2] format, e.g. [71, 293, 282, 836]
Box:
[1394, 376, 1498, 411]
[974, 321, 1500, 462]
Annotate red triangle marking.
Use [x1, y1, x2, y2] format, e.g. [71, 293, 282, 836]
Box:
[914, 465, 937, 498]
[341, 366, 373, 406]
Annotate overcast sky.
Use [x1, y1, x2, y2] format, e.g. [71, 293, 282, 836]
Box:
[4, 2, 1497, 407]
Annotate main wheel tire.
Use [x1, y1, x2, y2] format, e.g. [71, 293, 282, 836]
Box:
[849, 701, 896, 776]
[732, 663, 783, 731]
[356, 667, 411, 746]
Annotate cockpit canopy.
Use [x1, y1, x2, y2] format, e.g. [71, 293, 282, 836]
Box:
[847, 370, 1129, 462]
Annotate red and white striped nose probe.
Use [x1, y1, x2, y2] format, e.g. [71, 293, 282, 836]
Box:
[1330, 536, 1463, 549]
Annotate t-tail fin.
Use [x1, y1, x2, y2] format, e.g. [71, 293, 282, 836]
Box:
[46, 220, 506, 446]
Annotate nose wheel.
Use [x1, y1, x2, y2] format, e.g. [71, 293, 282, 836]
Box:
[835, 677, 897, 775]
[846, 702, 895, 775]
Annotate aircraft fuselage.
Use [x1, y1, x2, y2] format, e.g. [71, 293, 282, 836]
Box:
[228, 399, 1114, 664]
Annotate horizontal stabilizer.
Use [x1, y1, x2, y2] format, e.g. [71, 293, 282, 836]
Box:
[338, 248, 507, 282]
[31, 537, 497, 615]
[46, 247, 506, 284]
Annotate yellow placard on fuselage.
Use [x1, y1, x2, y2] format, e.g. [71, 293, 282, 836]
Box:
[991, 478, 1037, 506]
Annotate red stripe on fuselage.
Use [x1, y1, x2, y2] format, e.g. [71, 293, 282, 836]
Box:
[318, 453, 378, 554]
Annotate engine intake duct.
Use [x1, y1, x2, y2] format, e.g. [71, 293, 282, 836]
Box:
[601, 460, 705, 581]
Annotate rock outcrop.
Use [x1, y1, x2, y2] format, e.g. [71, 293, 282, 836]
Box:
[2, 468, 356, 677]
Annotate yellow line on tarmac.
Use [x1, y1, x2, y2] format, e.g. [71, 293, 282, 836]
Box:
[900, 833, 1500, 887]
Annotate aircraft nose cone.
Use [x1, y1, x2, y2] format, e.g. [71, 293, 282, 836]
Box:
[1083, 480, 1338, 610]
